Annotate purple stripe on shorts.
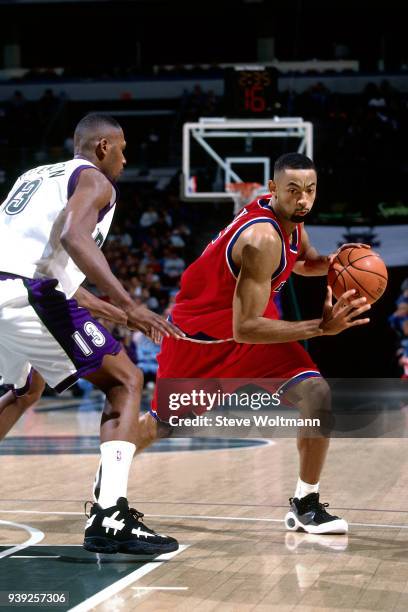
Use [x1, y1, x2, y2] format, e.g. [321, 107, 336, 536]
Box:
[23, 278, 121, 393]
[0, 272, 25, 281]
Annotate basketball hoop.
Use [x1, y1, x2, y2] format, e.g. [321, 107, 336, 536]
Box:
[226, 182, 265, 214]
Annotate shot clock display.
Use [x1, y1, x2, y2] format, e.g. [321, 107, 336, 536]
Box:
[224, 66, 279, 117]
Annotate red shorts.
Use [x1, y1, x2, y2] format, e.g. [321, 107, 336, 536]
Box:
[151, 338, 320, 422]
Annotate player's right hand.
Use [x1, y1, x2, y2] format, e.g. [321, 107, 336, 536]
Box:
[125, 304, 185, 342]
[319, 286, 371, 335]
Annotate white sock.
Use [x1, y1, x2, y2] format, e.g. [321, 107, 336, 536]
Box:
[97, 441, 136, 509]
[294, 477, 319, 500]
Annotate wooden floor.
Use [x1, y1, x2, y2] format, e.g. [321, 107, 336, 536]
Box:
[2, 396, 408, 611]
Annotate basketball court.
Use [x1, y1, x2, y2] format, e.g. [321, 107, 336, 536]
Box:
[1, 391, 408, 612]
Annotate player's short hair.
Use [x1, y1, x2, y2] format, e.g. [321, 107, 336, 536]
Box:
[274, 153, 316, 175]
[74, 113, 122, 150]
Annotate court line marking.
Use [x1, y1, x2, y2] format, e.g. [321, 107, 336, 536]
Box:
[0, 510, 83, 515]
[146, 514, 408, 530]
[0, 437, 274, 455]
[11, 555, 60, 559]
[4, 498, 408, 513]
[1, 510, 408, 530]
[132, 587, 189, 591]
[0, 519, 44, 560]
[66, 545, 189, 612]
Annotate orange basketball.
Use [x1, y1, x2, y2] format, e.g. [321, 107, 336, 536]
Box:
[328, 247, 388, 304]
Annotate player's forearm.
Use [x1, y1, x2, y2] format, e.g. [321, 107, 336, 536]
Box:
[61, 232, 134, 311]
[73, 286, 127, 325]
[294, 255, 329, 276]
[233, 317, 324, 344]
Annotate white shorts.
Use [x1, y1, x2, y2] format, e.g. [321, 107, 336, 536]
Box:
[0, 275, 121, 394]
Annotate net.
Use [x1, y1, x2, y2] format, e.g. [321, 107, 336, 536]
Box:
[226, 182, 266, 214]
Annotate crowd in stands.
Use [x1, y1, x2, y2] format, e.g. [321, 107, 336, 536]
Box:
[388, 279, 408, 379]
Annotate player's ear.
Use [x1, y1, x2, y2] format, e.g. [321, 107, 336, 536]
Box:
[268, 179, 276, 194]
[96, 138, 108, 160]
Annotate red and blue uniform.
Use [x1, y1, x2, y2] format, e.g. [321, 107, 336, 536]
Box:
[151, 195, 321, 422]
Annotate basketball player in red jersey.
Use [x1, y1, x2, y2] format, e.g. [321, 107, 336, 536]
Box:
[0, 153, 370, 534]
[138, 152, 371, 534]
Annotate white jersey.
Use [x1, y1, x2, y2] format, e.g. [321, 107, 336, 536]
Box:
[0, 158, 117, 297]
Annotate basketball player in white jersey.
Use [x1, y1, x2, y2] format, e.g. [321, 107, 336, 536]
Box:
[0, 113, 183, 555]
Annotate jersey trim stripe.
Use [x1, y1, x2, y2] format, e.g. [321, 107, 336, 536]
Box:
[290, 226, 299, 253]
[257, 197, 274, 211]
[67, 164, 96, 199]
[225, 218, 287, 280]
[66, 164, 118, 223]
[258, 197, 300, 254]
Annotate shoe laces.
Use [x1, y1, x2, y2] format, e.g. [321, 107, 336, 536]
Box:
[290, 494, 332, 519]
[311, 500, 331, 520]
[129, 507, 145, 522]
[84, 498, 150, 527]
[127, 506, 159, 535]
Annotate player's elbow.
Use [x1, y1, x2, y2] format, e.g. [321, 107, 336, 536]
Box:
[233, 319, 255, 343]
[60, 228, 79, 253]
[233, 329, 245, 343]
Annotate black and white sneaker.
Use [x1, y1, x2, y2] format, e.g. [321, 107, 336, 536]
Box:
[83, 497, 179, 555]
[284, 493, 348, 534]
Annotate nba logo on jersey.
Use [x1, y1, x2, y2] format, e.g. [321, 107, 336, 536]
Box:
[116, 450, 122, 461]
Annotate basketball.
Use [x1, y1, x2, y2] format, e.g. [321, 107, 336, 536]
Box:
[328, 247, 388, 304]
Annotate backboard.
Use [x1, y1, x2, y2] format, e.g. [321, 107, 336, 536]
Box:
[181, 117, 313, 201]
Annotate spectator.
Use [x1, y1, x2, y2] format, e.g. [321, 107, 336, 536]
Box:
[162, 250, 186, 285]
[169, 228, 186, 249]
[388, 279, 408, 378]
[139, 205, 159, 228]
[133, 331, 160, 385]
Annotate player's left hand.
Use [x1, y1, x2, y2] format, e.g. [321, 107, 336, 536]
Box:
[320, 286, 371, 335]
[328, 243, 371, 266]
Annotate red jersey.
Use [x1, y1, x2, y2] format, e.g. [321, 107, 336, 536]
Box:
[171, 195, 302, 341]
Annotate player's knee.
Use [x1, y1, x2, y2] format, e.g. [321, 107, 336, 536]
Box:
[295, 377, 332, 418]
[303, 378, 332, 435]
[30, 373, 46, 398]
[121, 365, 144, 397]
[305, 377, 331, 411]
[294, 377, 333, 435]
[308, 377, 331, 402]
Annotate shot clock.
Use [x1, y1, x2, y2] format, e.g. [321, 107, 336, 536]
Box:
[224, 66, 279, 117]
